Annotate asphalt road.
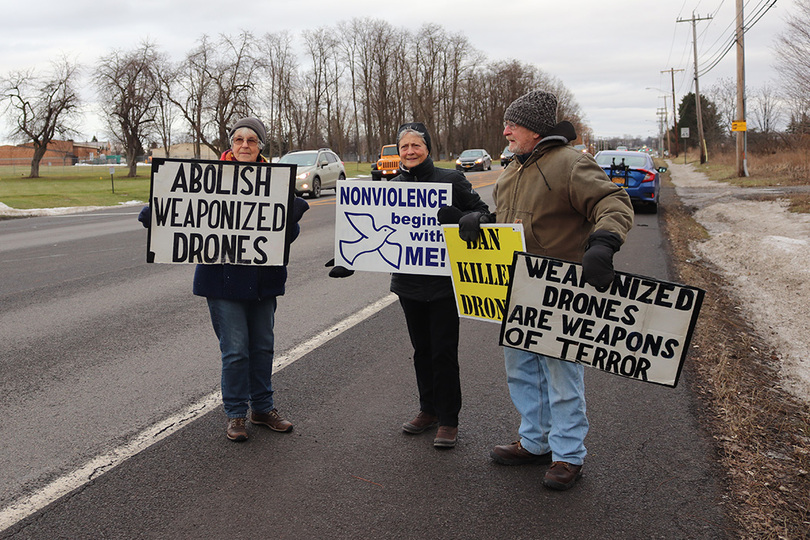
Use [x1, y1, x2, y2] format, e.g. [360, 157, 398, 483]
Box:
[0, 170, 730, 538]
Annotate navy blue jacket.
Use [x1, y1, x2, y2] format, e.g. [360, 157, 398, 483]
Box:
[192, 196, 308, 301]
[139, 196, 308, 302]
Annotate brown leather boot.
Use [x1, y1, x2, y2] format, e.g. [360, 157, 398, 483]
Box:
[543, 461, 583, 490]
[490, 441, 552, 465]
[402, 411, 439, 434]
[249, 408, 293, 432]
[226, 417, 248, 442]
[433, 426, 458, 448]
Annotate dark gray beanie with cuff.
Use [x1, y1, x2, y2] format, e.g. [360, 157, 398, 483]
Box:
[504, 90, 558, 137]
[229, 117, 267, 146]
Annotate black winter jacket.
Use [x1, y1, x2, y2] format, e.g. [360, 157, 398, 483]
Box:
[389, 157, 489, 302]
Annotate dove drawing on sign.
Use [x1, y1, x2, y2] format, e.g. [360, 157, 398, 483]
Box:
[340, 212, 402, 269]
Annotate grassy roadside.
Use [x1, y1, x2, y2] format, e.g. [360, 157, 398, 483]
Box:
[0, 159, 459, 211]
[659, 160, 810, 539]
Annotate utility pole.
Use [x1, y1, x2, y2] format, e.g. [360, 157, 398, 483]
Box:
[678, 13, 712, 164]
[656, 107, 667, 157]
[735, 0, 749, 177]
[661, 68, 684, 157]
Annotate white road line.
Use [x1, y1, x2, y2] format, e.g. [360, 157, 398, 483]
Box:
[0, 293, 397, 532]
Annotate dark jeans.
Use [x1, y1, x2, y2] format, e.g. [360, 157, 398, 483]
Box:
[398, 295, 461, 427]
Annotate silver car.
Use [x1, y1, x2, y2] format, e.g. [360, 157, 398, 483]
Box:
[278, 148, 346, 198]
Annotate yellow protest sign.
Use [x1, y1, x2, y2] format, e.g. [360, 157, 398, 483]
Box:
[443, 224, 525, 323]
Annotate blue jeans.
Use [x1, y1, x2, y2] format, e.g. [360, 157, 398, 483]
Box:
[502, 347, 588, 465]
[207, 297, 277, 418]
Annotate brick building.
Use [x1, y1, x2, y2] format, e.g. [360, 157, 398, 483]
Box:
[0, 140, 112, 166]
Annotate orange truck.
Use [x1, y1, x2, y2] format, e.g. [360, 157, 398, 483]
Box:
[371, 144, 400, 180]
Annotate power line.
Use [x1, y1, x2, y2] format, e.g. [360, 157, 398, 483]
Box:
[697, 0, 777, 77]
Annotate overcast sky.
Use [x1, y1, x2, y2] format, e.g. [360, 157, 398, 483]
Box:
[1, 0, 795, 145]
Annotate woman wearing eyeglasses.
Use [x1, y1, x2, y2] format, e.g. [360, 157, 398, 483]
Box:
[141, 117, 309, 442]
[198, 117, 311, 442]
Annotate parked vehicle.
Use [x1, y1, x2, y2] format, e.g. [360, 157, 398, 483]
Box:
[278, 148, 345, 198]
[455, 149, 492, 172]
[371, 144, 401, 180]
[594, 150, 667, 213]
[499, 146, 514, 167]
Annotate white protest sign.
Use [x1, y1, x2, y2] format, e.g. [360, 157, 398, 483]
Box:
[500, 253, 704, 387]
[146, 158, 296, 266]
[333, 180, 452, 275]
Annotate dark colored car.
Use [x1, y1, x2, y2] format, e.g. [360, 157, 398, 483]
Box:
[499, 146, 514, 167]
[594, 150, 667, 212]
[455, 149, 492, 172]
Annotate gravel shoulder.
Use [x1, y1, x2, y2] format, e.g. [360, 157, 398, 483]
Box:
[663, 161, 810, 539]
[668, 161, 810, 403]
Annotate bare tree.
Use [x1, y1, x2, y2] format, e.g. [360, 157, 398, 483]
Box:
[152, 52, 179, 158]
[707, 77, 736, 137]
[171, 36, 214, 158]
[774, 0, 810, 125]
[338, 20, 365, 160]
[168, 32, 261, 157]
[257, 31, 298, 158]
[750, 83, 782, 134]
[1, 57, 81, 177]
[95, 42, 161, 177]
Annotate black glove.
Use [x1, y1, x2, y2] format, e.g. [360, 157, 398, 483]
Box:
[325, 258, 355, 278]
[137, 205, 151, 228]
[458, 211, 495, 243]
[437, 205, 463, 224]
[581, 230, 622, 288]
[291, 197, 310, 224]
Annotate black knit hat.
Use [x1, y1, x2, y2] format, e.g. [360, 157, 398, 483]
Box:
[397, 122, 431, 154]
[229, 117, 266, 147]
[504, 90, 558, 137]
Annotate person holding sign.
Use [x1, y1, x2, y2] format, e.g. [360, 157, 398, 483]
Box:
[465, 91, 634, 489]
[139, 117, 309, 442]
[392, 122, 490, 448]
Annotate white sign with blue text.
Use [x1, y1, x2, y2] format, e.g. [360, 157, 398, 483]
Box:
[333, 180, 453, 275]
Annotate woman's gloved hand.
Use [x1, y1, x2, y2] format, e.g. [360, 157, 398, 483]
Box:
[325, 258, 355, 278]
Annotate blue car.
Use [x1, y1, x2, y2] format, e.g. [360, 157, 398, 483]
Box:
[594, 150, 666, 213]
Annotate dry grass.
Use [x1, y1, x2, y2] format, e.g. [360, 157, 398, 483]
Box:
[691, 147, 810, 188]
[660, 169, 810, 539]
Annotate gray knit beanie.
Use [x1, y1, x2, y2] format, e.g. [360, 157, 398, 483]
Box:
[229, 117, 266, 146]
[504, 90, 558, 137]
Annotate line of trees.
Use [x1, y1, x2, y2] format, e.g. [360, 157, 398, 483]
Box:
[1, 18, 587, 178]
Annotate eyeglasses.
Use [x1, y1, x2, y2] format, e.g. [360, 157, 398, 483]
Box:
[233, 136, 260, 147]
[503, 121, 519, 130]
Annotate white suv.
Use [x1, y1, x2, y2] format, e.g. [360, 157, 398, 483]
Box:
[278, 148, 346, 198]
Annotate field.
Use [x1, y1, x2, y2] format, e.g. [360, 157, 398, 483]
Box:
[0, 159, 458, 210]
